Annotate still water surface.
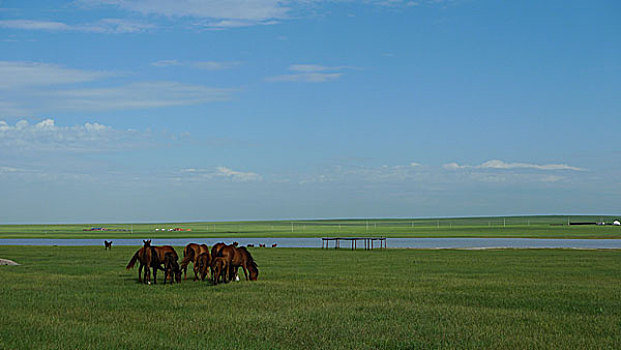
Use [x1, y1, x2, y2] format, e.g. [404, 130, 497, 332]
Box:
[1, 238, 620, 249]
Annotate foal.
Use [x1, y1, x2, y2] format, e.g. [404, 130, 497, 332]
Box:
[163, 252, 182, 284]
[211, 257, 229, 285]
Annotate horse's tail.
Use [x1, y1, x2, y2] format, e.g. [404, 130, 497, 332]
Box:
[126, 249, 140, 270]
[180, 249, 195, 269]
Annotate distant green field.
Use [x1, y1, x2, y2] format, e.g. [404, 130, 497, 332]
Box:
[1, 215, 620, 239]
[0, 246, 619, 349]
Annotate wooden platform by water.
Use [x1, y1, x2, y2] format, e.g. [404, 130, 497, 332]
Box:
[321, 237, 386, 250]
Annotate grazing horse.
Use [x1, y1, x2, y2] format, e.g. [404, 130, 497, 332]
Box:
[259, 244, 266, 248]
[210, 242, 227, 259]
[211, 257, 229, 285]
[104, 240, 112, 250]
[210, 242, 240, 279]
[126, 240, 180, 284]
[247, 244, 255, 248]
[218, 244, 259, 282]
[271, 243, 277, 248]
[163, 252, 182, 284]
[180, 243, 210, 280]
[196, 252, 211, 281]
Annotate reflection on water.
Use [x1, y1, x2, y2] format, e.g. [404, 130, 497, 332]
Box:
[0, 238, 620, 249]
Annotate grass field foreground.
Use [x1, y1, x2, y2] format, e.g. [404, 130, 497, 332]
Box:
[1, 246, 620, 349]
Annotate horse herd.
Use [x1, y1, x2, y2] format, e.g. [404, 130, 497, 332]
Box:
[125, 240, 259, 285]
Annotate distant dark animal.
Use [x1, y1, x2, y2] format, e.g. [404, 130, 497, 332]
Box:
[180, 243, 210, 280]
[217, 244, 259, 282]
[271, 243, 277, 248]
[104, 240, 112, 250]
[259, 244, 266, 248]
[211, 256, 229, 285]
[163, 252, 182, 284]
[126, 239, 179, 284]
[247, 244, 254, 248]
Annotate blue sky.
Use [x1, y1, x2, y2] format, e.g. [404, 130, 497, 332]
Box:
[0, 0, 620, 223]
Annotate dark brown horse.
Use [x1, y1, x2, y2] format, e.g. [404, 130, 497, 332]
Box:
[163, 252, 182, 284]
[195, 252, 210, 281]
[210, 242, 227, 259]
[126, 240, 180, 284]
[217, 244, 259, 282]
[180, 243, 210, 280]
[104, 240, 112, 250]
[210, 242, 242, 280]
[211, 256, 229, 285]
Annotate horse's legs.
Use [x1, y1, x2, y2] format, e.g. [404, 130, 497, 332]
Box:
[138, 263, 143, 282]
[241, 265, 249, 281]
[144, 266, 150, 284]
[152, 265, 158, 284]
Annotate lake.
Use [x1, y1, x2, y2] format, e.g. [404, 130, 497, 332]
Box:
[1, 237, 620, 249]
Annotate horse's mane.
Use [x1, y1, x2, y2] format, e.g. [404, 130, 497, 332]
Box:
[238, 247, 258, 270]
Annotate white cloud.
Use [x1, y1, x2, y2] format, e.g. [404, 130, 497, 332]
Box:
[81, 18, 154, 33]
[204, 19, 279, 29]
[267, 63, 353, 83]
[0, 18, 153, 34]
[0, 166, 23, 173]
[0, 61, 111, 89]
[288, 64, 353, 72]
[267, 72, 343, 83]
[89, 0, 290, 21]
[0, 61, 234, 116]
[152, 60, 241, 70]
[0, 118, 155, 153]
[42, 81, 232, 111]
[443, 160, 585, 171]
[0, 19, 71, 31]
[180, 166, 262, 182]
[478, 160, 584, 171]
[443, 162, 466, 170]
[300, 163, 427, 184]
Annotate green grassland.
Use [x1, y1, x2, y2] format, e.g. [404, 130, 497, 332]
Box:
[1, 215, 620, 239]
[1, 246, 620, 349]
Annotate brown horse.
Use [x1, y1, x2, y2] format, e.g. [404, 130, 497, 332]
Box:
[104, 240, 112, 250]
[126, 240, 180, 284]
[163, 252, 182, 284]
[218, 244, 259, 282]
[210, 242, 227, 259]
[211, 256, 229, 285]
[180, 243, 210, 280]
[210, 242, 241, 279]
[195, 252, 211, 281]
